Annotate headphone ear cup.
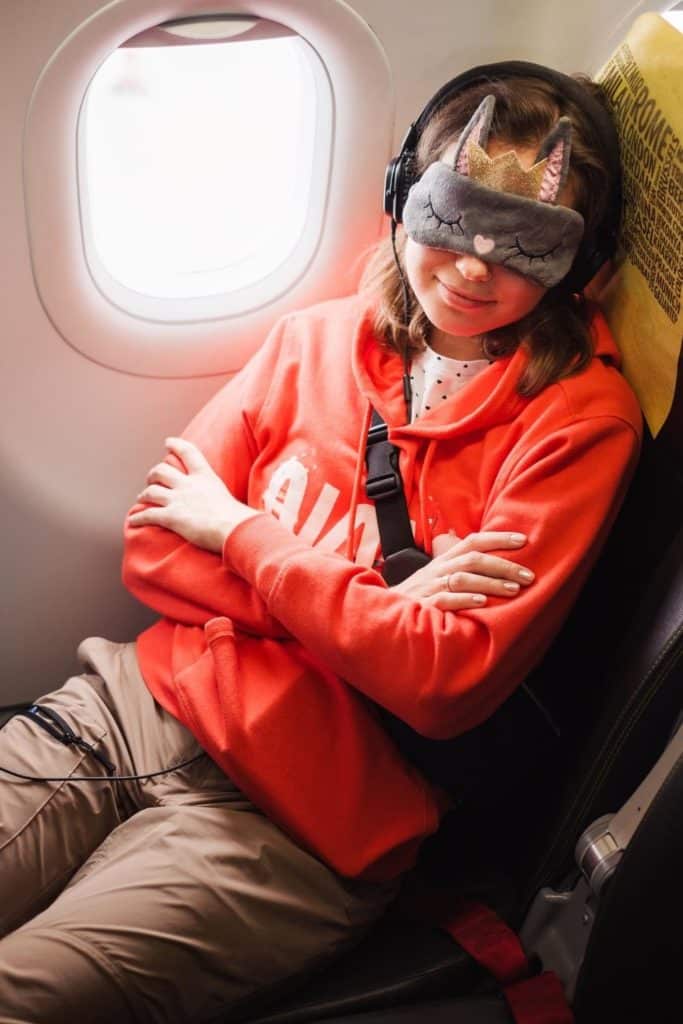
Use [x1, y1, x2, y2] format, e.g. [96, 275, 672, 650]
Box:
[384, 152, 418, 223]
[383, 157, 401, 218]
[396, 152, 417, 223]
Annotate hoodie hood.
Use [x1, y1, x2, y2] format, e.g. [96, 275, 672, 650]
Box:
[352, 298, 622, 439]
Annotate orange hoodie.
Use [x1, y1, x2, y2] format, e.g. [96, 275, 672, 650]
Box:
[122, 293, 641, 881]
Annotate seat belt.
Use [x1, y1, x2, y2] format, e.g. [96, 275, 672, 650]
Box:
[444, 902, 573, 1024]
[398, 876, 574, 1023]
[364, 407, 431, 584]
[365, 406, 575, 1022]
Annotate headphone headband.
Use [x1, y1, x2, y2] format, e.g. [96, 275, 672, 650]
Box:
[383, 60, 622, 292]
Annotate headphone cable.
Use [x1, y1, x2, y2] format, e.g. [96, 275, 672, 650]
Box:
[390, 219, 413, 423]
[0, 702, 205, 783]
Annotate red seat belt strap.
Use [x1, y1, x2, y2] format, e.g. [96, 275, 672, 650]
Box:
[442, 901, 573, 1024]
[442, 901, 528, 985]
[504, 973, 573, 1024]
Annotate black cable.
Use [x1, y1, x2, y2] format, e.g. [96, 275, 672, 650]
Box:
[390, 219, 413, 423]
[0, 703, 206, 783]
[0, 757, 206, 784]
[14, 703, 118, 774]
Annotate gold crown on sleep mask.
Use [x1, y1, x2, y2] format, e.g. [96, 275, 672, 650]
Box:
[466, 142, 551, 200]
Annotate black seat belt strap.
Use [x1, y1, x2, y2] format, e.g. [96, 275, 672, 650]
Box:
[365, 407, 431, 585]
[365, 409, 415, 554]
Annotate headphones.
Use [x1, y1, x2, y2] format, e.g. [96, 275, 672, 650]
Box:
[383, 60, 622, 293]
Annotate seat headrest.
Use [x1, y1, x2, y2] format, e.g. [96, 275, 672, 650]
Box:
[595, 13, 682, 460]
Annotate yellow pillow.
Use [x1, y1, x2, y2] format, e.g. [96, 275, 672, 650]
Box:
[596, 13, 682, 438]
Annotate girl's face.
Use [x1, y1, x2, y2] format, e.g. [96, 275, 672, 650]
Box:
[404, 140, 556, 352]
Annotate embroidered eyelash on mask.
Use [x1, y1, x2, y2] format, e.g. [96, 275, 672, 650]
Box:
[402, 95, 585, 287]
[425, 198, 464, 235]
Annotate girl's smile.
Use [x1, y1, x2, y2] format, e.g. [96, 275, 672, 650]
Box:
[435, 278, 496, 312]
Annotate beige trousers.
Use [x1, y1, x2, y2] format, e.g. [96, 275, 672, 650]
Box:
[0, 638, 396, 1024]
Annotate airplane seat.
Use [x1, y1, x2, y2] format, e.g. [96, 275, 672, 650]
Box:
[232, 14, 683, 1024]
[235, 475, 683, 1024]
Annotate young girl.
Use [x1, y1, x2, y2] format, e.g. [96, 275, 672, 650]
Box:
[0, 64, 641, 1023]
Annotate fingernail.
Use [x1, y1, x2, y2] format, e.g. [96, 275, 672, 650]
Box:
[510, 533, 526, 544]
[503, 581, 520, 592]
[472, 594, 487, 604]
[518, 568, 534, 581]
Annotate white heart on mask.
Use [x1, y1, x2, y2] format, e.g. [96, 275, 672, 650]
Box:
[473, 234, 495, 255]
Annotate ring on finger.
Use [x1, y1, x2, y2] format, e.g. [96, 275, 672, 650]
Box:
[444, 574, 453, 593]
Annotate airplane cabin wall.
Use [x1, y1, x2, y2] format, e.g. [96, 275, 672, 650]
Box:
[1, 0, 672, 700]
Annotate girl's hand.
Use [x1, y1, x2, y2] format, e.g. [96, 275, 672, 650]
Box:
[392, 532, 534, 610]
[127, 438, 259, 554]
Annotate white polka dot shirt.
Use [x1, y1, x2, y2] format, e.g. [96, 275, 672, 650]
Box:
[409, 346, 492, 422]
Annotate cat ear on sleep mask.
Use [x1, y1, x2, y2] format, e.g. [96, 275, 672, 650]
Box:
[402, 94, 585, 287]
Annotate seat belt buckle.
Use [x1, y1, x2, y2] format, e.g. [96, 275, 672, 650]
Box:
[382, 547, 432, 585]
[366, 420, 389, 445]
[366, 469, 402, 500]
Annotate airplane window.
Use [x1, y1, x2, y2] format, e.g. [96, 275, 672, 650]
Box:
[23, 4, 388, 374]
[78, 17, 331, 309]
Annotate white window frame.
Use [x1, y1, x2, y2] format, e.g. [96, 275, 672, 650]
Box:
[24, 1, 392, 377]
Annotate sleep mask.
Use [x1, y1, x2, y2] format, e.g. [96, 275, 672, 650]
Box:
[402, 95, 585, 287]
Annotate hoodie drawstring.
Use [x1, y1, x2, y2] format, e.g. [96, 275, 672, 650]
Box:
[418, 440, 438, 556]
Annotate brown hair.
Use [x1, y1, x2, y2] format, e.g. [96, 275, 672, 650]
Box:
[361, 75, 614, 396]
